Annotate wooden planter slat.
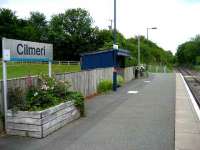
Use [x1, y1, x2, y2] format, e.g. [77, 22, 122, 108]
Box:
[7, 110, 41, 119]
[41, 101, 73, 118]
[7, 128, 41, 138]
[41, 105, 75, 125]
[7, 122, 41, 132]
[7, 116, 42, 125]
[6, 101, 80, 138]
[43, 110, 80, 137]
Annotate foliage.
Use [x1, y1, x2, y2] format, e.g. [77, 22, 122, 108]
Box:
[126, 36, 174, 67]
[8, 87, 27, 111]
[0, 111, 3, 131]
[176, 34, 200, 66]
[48, 8, 99, 60]
[196, 56, 200, 65]
[67, 91, 85, 117]
[0, 109, 4, 122]
[97, 80, 112, 93]
[8, 75, 83, 112]
[117, 75, 124, 87]
[25, 74, 70, 111]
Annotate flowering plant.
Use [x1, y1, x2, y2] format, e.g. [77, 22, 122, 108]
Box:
[9, 74, 84, 113]
[25, 74, 71, 111]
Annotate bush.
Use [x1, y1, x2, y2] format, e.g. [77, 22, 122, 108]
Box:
[8, 74, 85, 117]
[97, 80, 112, 93]
[67, 91, 85, 117]
[8, 74, 71, 111]
[117, 75, 124, 87]
[25, 74, 70, 111]
[0, 111, 3, 132]
[8, 87, 27, 111]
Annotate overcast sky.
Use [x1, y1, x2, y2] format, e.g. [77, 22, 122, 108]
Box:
[1, 0, 200, 54]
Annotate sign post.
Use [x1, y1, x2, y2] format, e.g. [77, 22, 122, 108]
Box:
[48, 61, 52, 77]
[2, 38, 53, 131]
[2, 59, 8, 128]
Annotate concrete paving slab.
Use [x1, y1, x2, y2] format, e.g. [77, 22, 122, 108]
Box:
[175, 73, 200, 150]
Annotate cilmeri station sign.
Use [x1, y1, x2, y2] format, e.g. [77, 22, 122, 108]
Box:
[2, 38, 53, 62]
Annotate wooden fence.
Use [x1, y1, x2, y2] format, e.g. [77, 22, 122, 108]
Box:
[55, 68, 114, 97]
[0, 67, 136, 114]
[124, 67, 135, 82]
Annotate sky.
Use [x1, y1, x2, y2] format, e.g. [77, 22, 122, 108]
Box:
[1, 0, 200, 54]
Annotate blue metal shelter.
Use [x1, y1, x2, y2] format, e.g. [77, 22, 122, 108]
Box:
[80, 49, 131, 70]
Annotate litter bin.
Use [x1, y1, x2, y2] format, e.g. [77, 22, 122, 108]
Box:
[140, 66, 145, 77]
[135, 66, 139, 79]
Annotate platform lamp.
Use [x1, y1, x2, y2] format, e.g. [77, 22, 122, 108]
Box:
[147, 27, 157, 40]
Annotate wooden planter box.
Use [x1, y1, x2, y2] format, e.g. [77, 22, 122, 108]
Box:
[6, 101, 80, 138]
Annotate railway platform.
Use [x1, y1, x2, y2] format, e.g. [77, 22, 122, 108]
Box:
[0, 73, 175, 150]
[0, 73, 200, 150]
[176, 73, 200, 150]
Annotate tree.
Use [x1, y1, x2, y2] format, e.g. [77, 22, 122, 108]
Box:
[176, 35, 200, 66]
[48, 8, 97, 60]
[23, 12, 48, 42]
[0, 8, 18, 39]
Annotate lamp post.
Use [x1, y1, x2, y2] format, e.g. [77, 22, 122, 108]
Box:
[147, 27, 157, 40]
[114, 0, 116, 44]
[113, 0, 117, 91]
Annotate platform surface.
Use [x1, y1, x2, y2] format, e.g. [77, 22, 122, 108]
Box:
[175, 73, 200, 150]
[0, 74, 176, 150]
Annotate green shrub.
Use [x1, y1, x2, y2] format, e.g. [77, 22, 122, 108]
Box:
[97, 80, 112, 93]
[0, 111, 3, 132]
[8, 74, 85, 117]
[8, 87, 27, 111]
[0, 111, 3, 122]
[25, 74, 70, 111]
[38, 74, 70, 99]
[117, 75, 124, 86]
[67, 91, 85, 117]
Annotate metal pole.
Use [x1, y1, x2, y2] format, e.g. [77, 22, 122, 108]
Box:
[114, 0, 117, 44]
[48, 61, 52, 77]
[147, 28, 149, 40]
[109, 19, 113, 30]
[113, 0, 117, 91]
[3, 60, 7, 130]
[138, 35, 140, 67]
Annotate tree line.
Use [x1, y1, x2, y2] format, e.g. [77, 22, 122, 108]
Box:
[0, 8, 174, 66]
[176, 35, 200, 66]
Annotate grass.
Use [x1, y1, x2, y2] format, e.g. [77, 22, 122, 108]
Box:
[0, 63, 81, 79]
[193, 65, 200, 71]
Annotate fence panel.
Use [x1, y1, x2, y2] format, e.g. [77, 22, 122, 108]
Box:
[124, 67, 135, 82]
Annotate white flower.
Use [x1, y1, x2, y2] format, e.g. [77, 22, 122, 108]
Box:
[60, 80, 65, 83]
[34, 92, 38, 97]
[41, 85, 48, 90]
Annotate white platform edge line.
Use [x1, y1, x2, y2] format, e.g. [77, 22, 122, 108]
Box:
[179, 73, 200, 120]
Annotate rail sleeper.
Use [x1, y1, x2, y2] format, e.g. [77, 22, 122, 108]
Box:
[6, 101, 80, 138]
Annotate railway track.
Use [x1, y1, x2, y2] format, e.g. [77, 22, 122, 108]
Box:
[178, 68, 200, 108]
